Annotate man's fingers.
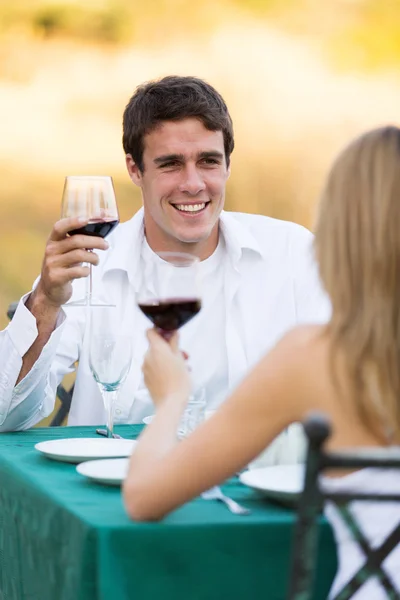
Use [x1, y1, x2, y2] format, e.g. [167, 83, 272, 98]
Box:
[48, 232, 109, 255]
[49, 217, 89, 241]
[58, 266, 91, 281]
[55, 249, 100, 268]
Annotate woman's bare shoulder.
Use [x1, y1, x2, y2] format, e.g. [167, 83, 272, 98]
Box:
[274, 324, 328, 358]
[253, 325, 328, 396]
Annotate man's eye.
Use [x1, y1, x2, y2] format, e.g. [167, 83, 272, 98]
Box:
[160, 161, 179, 169]
[202, 158, 219, 165]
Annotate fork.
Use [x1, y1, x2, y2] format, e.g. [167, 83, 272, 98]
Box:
[201, 486, 251, 515]
[96, 428, 122, 439]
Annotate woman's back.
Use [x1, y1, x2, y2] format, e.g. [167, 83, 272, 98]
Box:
[294, 325, 400, 598]
[289, 326, 400, 598]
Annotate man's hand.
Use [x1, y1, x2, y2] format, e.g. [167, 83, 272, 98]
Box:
[30, 216, 109, 309]
[17, 217, 109, 384]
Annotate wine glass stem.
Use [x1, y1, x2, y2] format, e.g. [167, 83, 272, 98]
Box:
[88, 250, 93, 301]
[89, 264, 93, 300]
[101, 389, 118, 438]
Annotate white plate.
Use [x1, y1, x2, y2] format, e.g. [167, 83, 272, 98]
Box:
[142, 410, 215, 425]
[35, 438, 137, 464]
[239, 464, 305, 505]
[76, 458, 129, 486]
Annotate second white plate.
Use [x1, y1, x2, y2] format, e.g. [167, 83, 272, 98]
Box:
[35, 438, 137, 464]
[76, 458, 129, 486]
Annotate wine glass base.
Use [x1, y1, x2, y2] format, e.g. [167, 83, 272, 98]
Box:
[63, 296, 116, 308]
[89, 299, 116, 307]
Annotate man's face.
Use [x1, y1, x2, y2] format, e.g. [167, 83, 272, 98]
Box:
[126, 118, 230, 256]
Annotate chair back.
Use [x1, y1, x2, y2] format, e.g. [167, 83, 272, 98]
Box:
[287, 412, 400, 600]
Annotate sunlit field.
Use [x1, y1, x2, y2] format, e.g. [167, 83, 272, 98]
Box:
[1, 0, 400, 328]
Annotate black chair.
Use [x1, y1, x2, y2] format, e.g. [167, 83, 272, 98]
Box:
[287, 413, 400, 600]
[7, 300, 74, 426]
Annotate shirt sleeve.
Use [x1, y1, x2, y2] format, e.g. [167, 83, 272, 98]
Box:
[0, 293, 77, 432]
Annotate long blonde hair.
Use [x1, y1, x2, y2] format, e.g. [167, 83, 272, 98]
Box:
[315, 126, 400, 442]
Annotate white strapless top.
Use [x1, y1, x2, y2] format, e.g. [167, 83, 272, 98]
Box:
[321, 468, 400, 599]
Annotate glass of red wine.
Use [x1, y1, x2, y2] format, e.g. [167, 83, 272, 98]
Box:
[138, 251, 204, 436]
[137, 251, 201, 339]
[61, 175, 119, 306]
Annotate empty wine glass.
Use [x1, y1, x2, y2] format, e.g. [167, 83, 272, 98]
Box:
[177, 387, 207, 439]
[89, 307, 132, 438]
[61, 175, 119, 306]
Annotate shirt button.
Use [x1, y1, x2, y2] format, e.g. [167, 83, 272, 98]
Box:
[115, 408, 122, 415]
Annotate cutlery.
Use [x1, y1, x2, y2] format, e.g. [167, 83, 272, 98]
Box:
[96, 428, 122, 439]
[201, 486, 251, 515]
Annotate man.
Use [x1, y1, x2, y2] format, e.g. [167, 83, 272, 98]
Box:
[0, 76, 329, 460]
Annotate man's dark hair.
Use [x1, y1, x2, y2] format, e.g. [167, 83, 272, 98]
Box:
[122, 75, 234, 172]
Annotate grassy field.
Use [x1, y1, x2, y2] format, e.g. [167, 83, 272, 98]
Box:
[2, 0, 400, 322]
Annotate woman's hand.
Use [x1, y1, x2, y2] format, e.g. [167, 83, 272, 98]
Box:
[142, 329, 191, 406]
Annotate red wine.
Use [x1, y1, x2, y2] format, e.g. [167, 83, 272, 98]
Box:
[69, 219, 119, 239]
[138, 298, 201, 331]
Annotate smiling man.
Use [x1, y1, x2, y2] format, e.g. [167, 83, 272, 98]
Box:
[0, 76, 329, 464]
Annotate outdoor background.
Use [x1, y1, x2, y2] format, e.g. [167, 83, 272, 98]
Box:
[1, 0, 400, 329]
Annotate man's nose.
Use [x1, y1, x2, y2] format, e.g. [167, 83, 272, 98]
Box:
[178, 164, 206, 195]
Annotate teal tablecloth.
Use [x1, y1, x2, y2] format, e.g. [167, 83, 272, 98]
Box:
[0, 426, 337, 600]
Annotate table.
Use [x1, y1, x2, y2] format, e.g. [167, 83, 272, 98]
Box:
[0, 426, 337, 600]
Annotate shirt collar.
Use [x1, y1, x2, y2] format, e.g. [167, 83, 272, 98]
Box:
[219, 210, 264, 267]
[101, 207, 264, 281]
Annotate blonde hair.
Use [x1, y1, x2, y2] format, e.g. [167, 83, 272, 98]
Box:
[315, 126, 400, 442]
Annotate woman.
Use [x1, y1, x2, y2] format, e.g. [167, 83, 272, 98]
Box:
[123, 126, 400, 597]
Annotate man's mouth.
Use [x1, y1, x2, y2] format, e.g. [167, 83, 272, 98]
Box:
[172, 202, 210, 215]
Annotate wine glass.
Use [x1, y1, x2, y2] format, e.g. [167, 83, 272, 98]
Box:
[137, 251, 201, 339]
[137, 251, 204, 436]
[89, 307, 132, 438]
[61, 175, 119, 306]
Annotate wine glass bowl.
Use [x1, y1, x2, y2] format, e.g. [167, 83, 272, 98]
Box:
[137, 251, 201, 337]
[61, 175, 119, 305]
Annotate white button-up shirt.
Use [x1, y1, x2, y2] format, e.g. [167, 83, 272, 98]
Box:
[0, 209, 330, 439]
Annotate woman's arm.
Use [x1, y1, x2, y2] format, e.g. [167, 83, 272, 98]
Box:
[123, 328, 309, 521]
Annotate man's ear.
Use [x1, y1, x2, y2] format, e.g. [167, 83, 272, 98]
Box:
[126, 154, 142, 187]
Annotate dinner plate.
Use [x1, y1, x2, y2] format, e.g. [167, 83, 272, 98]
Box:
[239, 464, 305, 505]
[76, 458, 129, 486]
[35, 438, 137, 464]
[142, 410, 215, 425]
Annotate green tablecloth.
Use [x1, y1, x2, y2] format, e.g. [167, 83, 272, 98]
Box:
[0, 426, 337, 600]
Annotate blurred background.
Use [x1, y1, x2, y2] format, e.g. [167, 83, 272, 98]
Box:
[1, 0, 400, 329]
